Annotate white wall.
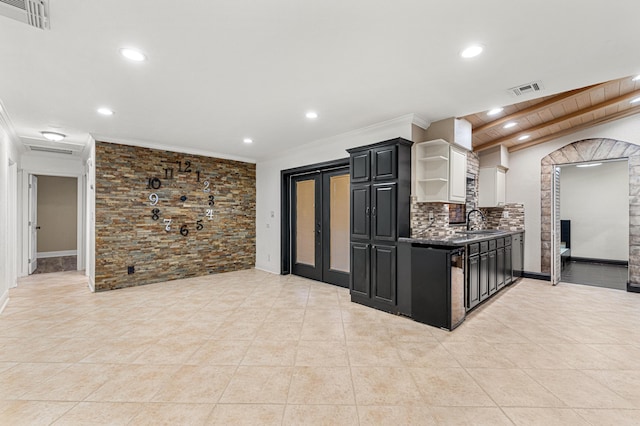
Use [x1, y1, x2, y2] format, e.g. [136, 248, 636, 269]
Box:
[255, 114, 419, 273]
[507, 114, 640, 273]
[560, 160, 628, 261]
[0, 108, 20, 312]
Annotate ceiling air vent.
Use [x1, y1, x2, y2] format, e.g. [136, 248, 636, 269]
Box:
[0, 0, 49, 30]
[29, 145, 73, 155]
[508, 80, 544, 97]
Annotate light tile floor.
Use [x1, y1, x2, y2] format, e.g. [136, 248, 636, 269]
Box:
[1, 269, 640, 425]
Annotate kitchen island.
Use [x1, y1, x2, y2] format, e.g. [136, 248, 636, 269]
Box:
[397, 230, 524, 330]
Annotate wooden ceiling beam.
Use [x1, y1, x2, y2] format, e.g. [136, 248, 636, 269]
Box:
[473, 88, 640, 152]
[508, 106, 640, 153]
[473, 83, 601, 134]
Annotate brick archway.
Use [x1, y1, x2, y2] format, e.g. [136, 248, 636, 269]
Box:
[540, 138, 640, 291]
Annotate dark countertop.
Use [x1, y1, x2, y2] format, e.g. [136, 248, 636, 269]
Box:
[399, 229, 524, 247]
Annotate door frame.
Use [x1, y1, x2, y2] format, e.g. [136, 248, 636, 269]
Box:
[280, 158, 349, 275]
[20, 170, 85, 277]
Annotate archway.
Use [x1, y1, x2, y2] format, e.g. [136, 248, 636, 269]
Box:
[540, 138, 640, 292]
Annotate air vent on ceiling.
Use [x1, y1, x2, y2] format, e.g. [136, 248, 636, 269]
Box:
[29, 146, 73, 155]
[508, 80, 544, 97]
[0, 0, 49, 30]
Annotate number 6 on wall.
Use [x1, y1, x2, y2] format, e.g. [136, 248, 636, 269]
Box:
[164, 218, 172, 231]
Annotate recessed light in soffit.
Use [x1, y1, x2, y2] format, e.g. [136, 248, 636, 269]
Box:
[487, 108, 503, 116]
[305, 111, 318, 119]
[97, 107, 114, 116]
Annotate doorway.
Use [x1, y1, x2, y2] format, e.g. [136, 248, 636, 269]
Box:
[557, 160, 629, 290]
[28, 174, 79, 275]
[282, 159, 350, 287]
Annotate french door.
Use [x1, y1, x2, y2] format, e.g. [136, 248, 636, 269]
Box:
[291, 168, 350, 287]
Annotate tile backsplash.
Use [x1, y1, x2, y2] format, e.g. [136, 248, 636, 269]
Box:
[410, 150, 525, 238]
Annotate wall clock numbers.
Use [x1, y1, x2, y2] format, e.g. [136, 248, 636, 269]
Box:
[144, 156, 215, 238]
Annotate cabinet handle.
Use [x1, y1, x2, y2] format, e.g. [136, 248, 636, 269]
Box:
[372, 207, 376, 216]
[366, 207, 370, 216]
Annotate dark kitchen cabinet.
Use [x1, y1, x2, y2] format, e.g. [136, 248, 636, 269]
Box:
[466, 233, 522, 312]
[350, 242, 370, 297]
[351, 184, 370, 240]
[479, 252, 489, 301]
[348, 138, 412, 313]
[468, 252, 480, 309]
[505, 243, 513, 285]
[372, 244, 396, 304]
[372, 183, 397, 241]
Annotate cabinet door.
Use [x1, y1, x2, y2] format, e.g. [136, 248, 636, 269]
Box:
[372, 244, 396, 304]
[350, 243, 370, 297]
[468, 255, 480, 309]
[496, 168, 506, 206]
[479, 252, 489, 301]
[448, 146, 467, 203]
[372, 183, 396, 242]
[505, 245, 513, 284]
[488, 250, 497, 295]
[350, 151, 371, 183]
[351, 184, 370, 240]
[496, 247, 505, 290]
[372, 145, 397, 181]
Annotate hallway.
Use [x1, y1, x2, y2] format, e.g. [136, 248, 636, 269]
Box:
[1, 270, 640, 424]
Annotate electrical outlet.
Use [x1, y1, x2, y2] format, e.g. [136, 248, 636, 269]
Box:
[267, 254, 271, 262]
[503, 211, 509, 218]
[428, 211, 434, 221]
[127, 266, 135, 275]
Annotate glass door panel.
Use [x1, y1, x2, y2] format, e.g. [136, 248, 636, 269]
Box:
[295, 179, 316, 266]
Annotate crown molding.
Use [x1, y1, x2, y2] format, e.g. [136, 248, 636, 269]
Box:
[0, 100, 25, 153]
[410, 113, 430, 130]
[90, 134, 256, 164]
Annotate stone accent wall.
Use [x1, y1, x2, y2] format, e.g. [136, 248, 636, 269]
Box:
[540, 138, 640, 290]
[94, 142, 256, 291]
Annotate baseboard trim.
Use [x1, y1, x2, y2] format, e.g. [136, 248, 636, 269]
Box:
[628, 282, 640, 293]
[522, 271, 551, 281]
[0, 290, 9, 314]
[37, 250, 77, 259]
[254, 265, 278, 275]
[88, 276, 95, 293]
[570, 257, 628, 266]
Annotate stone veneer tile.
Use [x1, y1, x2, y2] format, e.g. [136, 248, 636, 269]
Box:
[94, 142, 256, 291]
[540, 138, 640, 279]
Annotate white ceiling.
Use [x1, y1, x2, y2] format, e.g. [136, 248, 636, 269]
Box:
[1, 0, 639, 161]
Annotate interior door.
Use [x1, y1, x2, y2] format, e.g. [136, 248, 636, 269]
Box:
[291, 168, 350, 287]
[28, 174, 38, 274]
[321, 169, 350, 287]
[292, 173, 322, 281]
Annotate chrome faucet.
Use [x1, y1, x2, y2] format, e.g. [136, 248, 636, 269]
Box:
[466, 209, 486, 231]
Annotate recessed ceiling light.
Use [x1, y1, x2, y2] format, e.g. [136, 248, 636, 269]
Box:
[305, 111, 318, 119]
[503, 121, 517, 129]
[630, 96, 640, 104]
[243, 138, 253, 144]
[633, 75, 640, 81]
[119, 47, 147, 62]
[518, 135, 530, 141]
[576, 162, 602, 168]
[460, 44, 484, 59]
[97, 107, 114, 116]
[487, 107, 503, 116]
[41, 131, 66, 142]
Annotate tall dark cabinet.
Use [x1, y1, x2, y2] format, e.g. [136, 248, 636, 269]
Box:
[347, 138, 412, 313]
